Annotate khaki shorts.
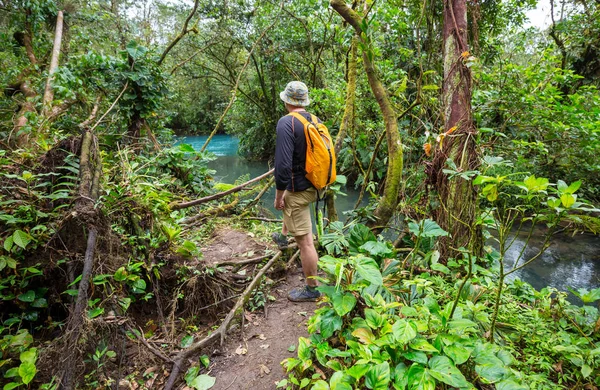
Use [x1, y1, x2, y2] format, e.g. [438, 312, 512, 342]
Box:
[283, 188, 317, 237]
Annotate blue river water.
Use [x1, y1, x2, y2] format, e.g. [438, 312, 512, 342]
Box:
[180, 134, 600, 300]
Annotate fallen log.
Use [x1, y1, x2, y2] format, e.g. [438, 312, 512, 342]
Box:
[171, 169, 274, 211]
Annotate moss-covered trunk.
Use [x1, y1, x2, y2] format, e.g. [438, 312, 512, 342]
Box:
[330, 0, 403, 230]
[429, 0, 482, 259]
[327, 35, 358, 223]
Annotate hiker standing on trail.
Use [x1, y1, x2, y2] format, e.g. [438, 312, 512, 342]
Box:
[273, 81, 334, 302]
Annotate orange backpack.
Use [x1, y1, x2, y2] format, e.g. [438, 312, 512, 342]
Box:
[289, 112, 337, 190]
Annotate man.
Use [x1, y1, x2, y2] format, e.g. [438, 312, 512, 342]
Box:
[273, 81, 321, 302]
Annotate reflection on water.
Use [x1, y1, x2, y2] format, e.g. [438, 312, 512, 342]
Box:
[181, 135, 600, 298]
[502, 227, 600, 297]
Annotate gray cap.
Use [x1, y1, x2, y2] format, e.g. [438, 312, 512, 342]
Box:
[279, 81, 310, 107]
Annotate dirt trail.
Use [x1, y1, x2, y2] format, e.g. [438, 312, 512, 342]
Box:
[207, 267, 315, 390]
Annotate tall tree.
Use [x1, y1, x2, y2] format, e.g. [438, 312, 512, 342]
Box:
[330, 0, 404, 230]
[428, 0, 482, 259]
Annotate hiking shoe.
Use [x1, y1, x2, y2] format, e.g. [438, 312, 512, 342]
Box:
[288, 285, 321, 302]
[271, 232, 288, 250]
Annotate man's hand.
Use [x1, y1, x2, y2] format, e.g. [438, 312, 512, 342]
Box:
[275, 190, 286, 210]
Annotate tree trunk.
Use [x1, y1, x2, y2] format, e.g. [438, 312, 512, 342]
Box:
[42, 10, 64, 114]
[326, 35, 358, 223]
[330, 0, 403, 231]
[428, 0, 482, 259]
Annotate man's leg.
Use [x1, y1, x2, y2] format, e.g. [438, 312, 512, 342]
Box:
[295, 233, 318, 287]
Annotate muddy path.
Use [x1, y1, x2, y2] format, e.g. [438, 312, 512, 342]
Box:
[207, 266, 315, 390]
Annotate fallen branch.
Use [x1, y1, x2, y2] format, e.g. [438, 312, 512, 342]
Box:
[286, 249, 301, 269]
[125, 324, 173, 363]
[172, 169, 274, 210]
[163, 251, 283, 390]
[213, 254, 271, 267]
[182, 198, 240, 226]
[241, 217, 282, 223]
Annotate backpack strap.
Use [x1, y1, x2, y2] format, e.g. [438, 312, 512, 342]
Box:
[288, 112, 310, 126]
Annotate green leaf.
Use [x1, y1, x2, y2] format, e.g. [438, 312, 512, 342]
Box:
[189, 374, 216, 390]
[565, 180, 582, 194]
[200, 355, 210, 368]
[317, 309, 342, 339]
[406, 364, 435, 390]
[431, 263, 450, 274]
[18, 362, 36, 384]
[311, 380, 329, 390]
[475, 355, 507, 383]
[443, 344, 471, 365]
[3, 236, 14, 252]
[180, 335, 194, 348]
[179, 143, 196, 153]
[359, 241, 393, 259]
[126, 40, 148, 60]
[329, 371, 352, 390]
[88, 307, 104, 318]
[352, 327, 376, 344]
[300, 378, 310, 388]
[20, 348, 38, 364]
[298, 337, 312, 361]
[560, 193, 576, 208]
[354, 256, 383, 286]
[31, 298, 47, 308]
[3, 383, 20, 390]
[365, 362, 390, 390]
[287, 344, 296, 352]
[392, 319, 417, 344]
[409, 220, 449, 238]
[114, 267, 128, 282]
[132, 278, 146, 293]
[409, 338, 439, 353]
[276, 379, 288, 388]
[428, 355, 470, 388]
[581, 364, 592, 378]
[496, 379, 528, 390]
[17, 290, 36, 303]
[12, 230, 32, 249]
[185, 367, 200, 385]
[348, 224, 376, 253]
[364, 309, 385, 329]
[331, 292, 357, 316]
[346, 364, 369, 381]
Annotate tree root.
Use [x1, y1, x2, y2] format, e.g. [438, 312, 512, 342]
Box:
[162, 250, 283, 390]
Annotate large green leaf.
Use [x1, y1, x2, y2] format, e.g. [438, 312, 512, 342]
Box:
[346, 364, 370, 381]
[348, 224, 376, 253]
[409, 339, 439, 353]
[406, 364, 435, 390]
[392, 319, 417, 344]
[475, 355, 507, 383]
[19, 348, 37, 365]
[428, 355, 470, 388]
[354, 257, 383, 286]
[18, 362, 36, 384]
[364, 309, 385, 329]
[17, 290, 35, 303]
[189, 374, 216, 390]
[12, 230, 32, 250]
[126, 40, 148, 60]
[443, 344, 471, 365]
[496, 379, 528, 390]
[408, 220, 449, 238]
[298, 337, 312, 361]
[365, 362, 390, 390]
[331, 292, 357, 316]
[359, 241, 393, 259]
[329, 371, 353, 390]
[318, 309, 343, 339]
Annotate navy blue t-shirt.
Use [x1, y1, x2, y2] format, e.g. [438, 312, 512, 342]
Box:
[274, 112, 319, 192]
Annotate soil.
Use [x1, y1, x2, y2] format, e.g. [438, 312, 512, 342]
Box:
[207, 267, 316, 390]
[179, 227, 317, 390]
